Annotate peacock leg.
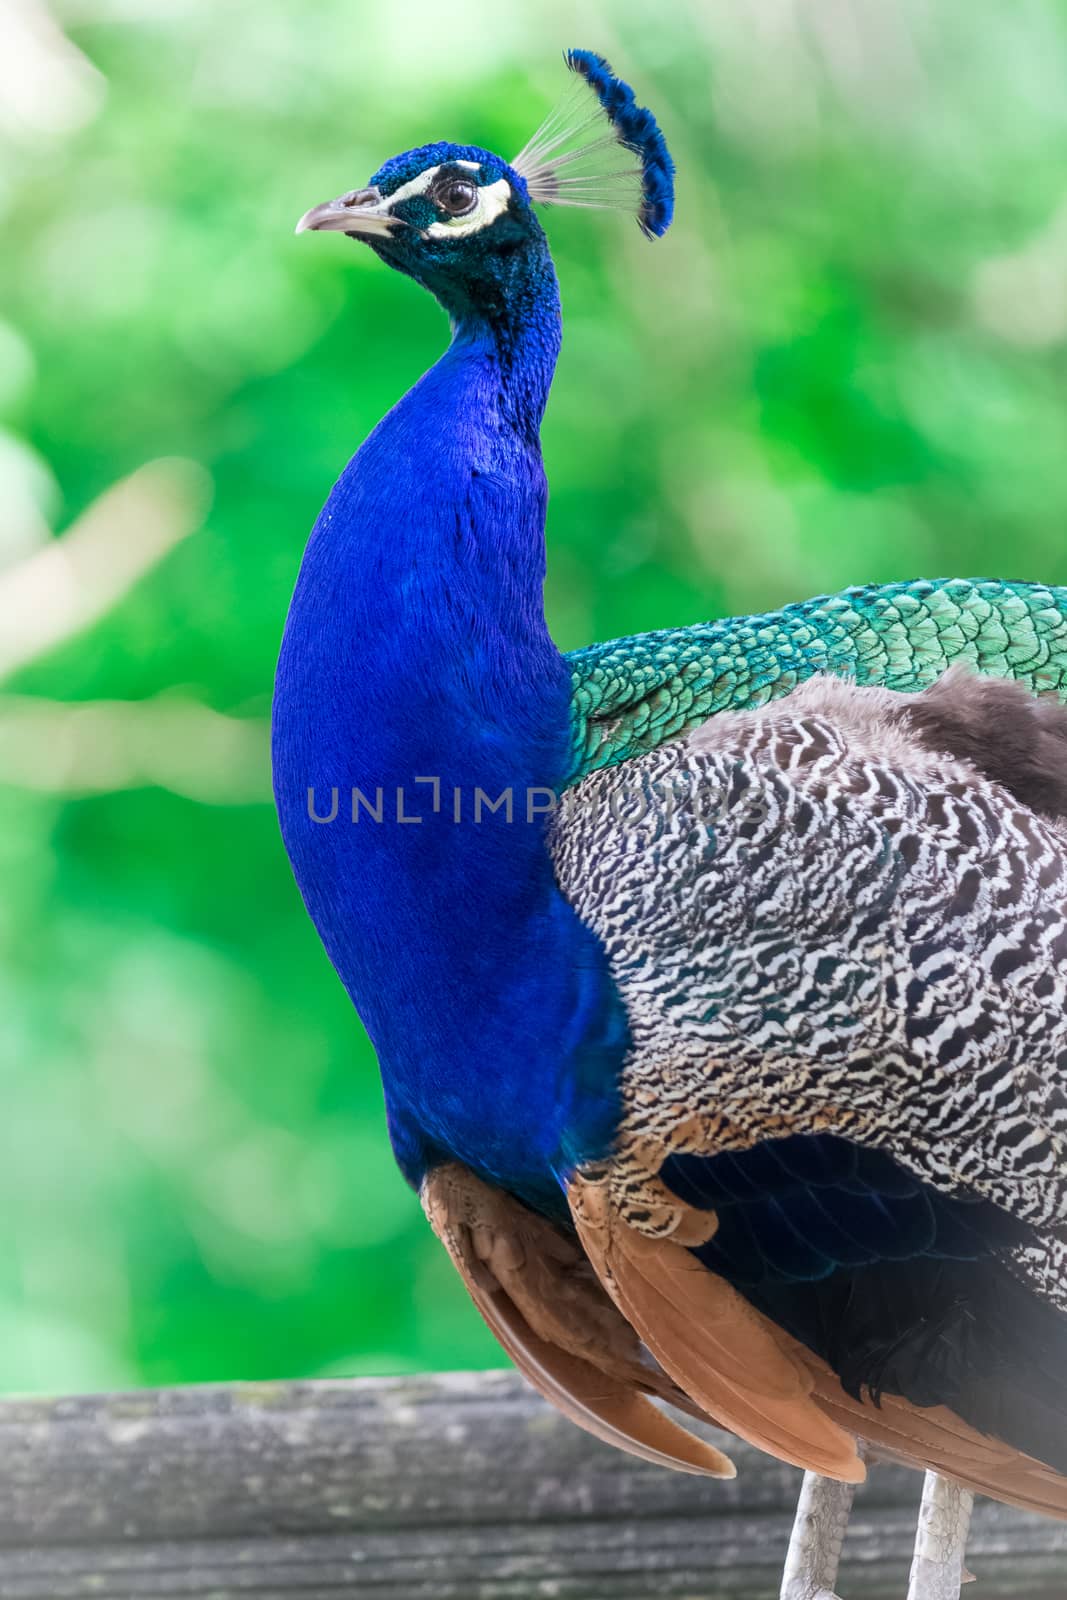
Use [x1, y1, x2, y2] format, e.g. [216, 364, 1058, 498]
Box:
[905, 1471, 974, 1600]
[779, 1470, 859, 1600]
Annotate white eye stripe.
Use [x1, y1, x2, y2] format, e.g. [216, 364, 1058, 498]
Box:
[382, 159, 484, 208]
[382, 164, 442, 207]
[379, 166, 513, 236]
[423, 175, 512, 238]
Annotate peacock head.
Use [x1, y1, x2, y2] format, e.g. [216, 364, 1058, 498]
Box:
[295, 50, 675, 328]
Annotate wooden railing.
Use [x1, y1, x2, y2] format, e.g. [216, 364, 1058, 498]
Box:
[2, 1370, 1064, 1597]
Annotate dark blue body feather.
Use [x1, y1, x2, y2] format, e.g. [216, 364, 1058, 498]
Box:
[659, 1134, 1067, 1474]
[663, 1135, 1027, 1288]
[272, 200, 626, 1214]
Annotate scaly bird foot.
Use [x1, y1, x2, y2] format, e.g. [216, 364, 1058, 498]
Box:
[780, 1467, 861, 1600]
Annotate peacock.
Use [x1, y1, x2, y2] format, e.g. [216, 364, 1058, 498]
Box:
[273, 50, 1067, 1599]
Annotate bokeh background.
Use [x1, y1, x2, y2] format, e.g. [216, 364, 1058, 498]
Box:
[3, 0, 1067, 1394]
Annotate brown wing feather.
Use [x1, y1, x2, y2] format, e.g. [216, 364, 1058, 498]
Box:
[569, 1171, 1067, 1518]
[800, 1350, 1067, 1520]
[422, 1163, 735, 1479]
[422, 1164, 1067, 1516]
[569, 1172, 866, 1482]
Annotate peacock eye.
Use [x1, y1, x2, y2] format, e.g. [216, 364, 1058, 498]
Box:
[436, 179, 478, 217]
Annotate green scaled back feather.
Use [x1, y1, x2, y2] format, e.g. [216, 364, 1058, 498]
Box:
[566, 578, 1067, 785]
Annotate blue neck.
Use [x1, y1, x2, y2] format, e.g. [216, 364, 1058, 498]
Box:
[272, 252, 626, 1213]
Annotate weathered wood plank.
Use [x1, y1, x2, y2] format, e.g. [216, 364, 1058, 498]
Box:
[0, 1371, 1063, 1597]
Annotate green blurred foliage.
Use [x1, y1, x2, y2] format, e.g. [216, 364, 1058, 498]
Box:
[2, 0, 1067, 1393]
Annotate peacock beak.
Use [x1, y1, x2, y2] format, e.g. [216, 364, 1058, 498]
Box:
[294, 186, 399, 238]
